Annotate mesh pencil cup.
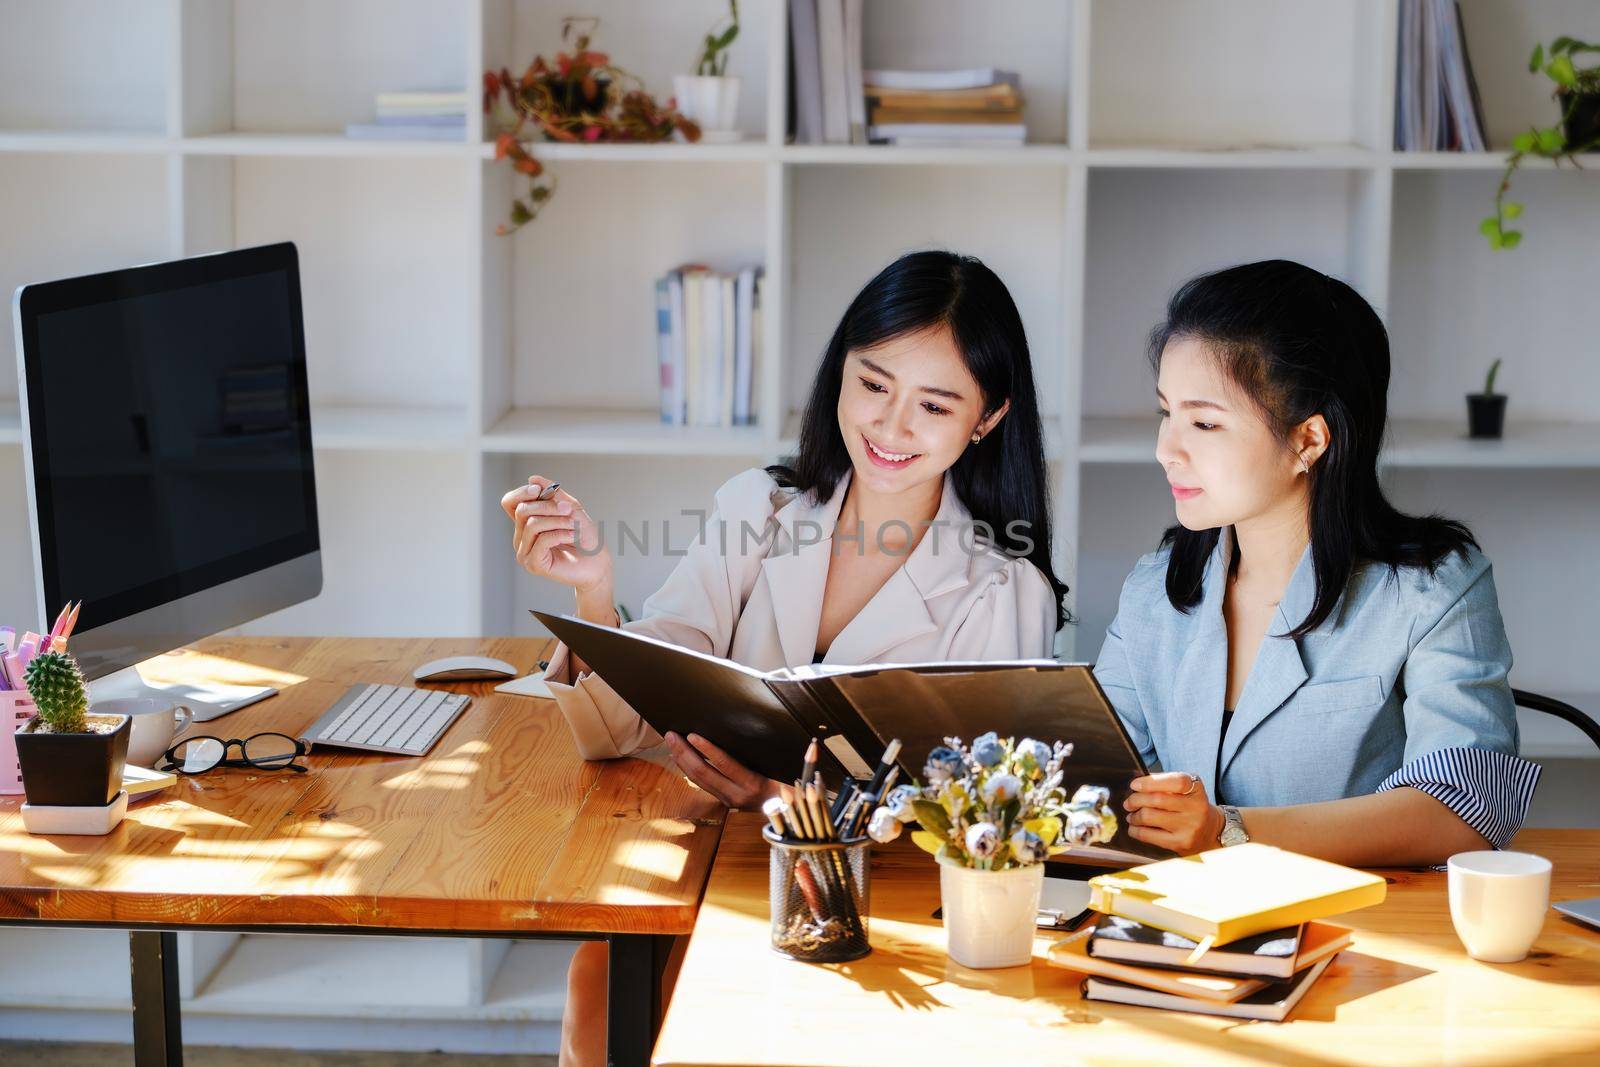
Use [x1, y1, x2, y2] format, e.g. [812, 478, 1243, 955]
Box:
[764, 825, 871, 963]
[0, 692, 39, 796]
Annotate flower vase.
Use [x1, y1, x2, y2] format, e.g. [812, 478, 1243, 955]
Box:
[937, 851, 1044, 968]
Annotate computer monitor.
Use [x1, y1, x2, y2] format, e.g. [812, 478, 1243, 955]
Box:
[11, 242, 322, 720]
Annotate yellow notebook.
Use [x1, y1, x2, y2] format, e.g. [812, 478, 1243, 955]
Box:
[1086, 843, 1386, 958]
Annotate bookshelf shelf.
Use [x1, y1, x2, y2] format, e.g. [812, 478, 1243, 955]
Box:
[1080, 417, 1600, 469]
[484, 407, 773, 457]
[2, 0, 1597, 1053]
[181, 132, 477, 158]
[312, 405, 470, 452]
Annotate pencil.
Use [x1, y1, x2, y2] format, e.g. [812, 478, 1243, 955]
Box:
[801, 737, 818, 788]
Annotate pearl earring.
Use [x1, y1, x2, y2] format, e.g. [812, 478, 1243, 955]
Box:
[971, 432, 982, 444]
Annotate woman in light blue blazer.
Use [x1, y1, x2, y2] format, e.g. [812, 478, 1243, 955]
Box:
[1094, 260, 1540, 868]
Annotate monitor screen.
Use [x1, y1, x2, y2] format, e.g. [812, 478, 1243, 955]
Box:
[14, 243, 319, 647]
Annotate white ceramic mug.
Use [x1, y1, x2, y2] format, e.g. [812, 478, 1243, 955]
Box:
[92, 697, 193, 769]
[1447, 850, 1552, 963]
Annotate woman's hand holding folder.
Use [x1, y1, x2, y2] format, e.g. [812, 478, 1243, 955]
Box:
[664, 731, 782, 810]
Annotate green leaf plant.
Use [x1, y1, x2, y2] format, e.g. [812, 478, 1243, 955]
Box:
[694, 0, 740, 78]
[1483, 36, 1600, 249]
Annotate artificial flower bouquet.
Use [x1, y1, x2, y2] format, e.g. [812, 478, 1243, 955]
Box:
[864, 732, 1120, 968]
[866, 732, 1119, 867]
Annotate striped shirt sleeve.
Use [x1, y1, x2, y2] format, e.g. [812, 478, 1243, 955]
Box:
[1375, 745, 1542, 867]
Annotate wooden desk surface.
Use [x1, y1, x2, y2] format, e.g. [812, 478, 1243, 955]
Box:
[653, 812, 1600, 1067]
[0, 637, 725, 936]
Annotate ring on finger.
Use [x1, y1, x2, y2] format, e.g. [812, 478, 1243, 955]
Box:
[1180, 773, 1200, 796]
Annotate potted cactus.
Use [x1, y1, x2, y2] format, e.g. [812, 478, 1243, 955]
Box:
[1467, 358, 1507, 440]
[15, 650, 130, 812]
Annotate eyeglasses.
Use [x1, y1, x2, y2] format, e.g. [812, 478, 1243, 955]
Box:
[158, 733, 311, 775]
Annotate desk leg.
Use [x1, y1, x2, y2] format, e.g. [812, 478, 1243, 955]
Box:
[130, 931, 183, 1067]
[607, 934, 666, 1067]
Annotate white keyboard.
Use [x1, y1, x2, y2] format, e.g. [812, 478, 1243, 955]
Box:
[303, 683, 471, 756]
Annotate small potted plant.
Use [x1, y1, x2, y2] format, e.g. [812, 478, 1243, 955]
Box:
[873, 733, 1117, 969]
[15, 649, 131, 834]
[673, 0, 742, 142]
[1482, 36, 1600, 249]
[1468, 358, 1507, 440]
[484, 16, 701, 233]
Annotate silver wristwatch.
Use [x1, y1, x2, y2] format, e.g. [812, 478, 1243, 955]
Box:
[1219, 804, 1250, 847]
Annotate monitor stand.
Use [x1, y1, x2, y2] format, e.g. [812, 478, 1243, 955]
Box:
[88, 664, 278, 723]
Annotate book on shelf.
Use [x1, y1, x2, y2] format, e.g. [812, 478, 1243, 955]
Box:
[1086, 842, 1386, 956]
[866, 122, 1027, 146]
[868, 106, 1024, 126]
[864, 68, 1018, 92]
[866, 83, 1022, 112]
[788, 2, 1025, 147]
[349, 87, 467, 141]
[1395, 0, 1486, 151]
[862, 73, 1025, 146]
[789, 0, 824, 144]
[656, 265, 762, 428]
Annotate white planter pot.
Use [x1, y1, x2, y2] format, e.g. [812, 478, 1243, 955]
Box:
[937, 852, 1045, 969]
[673, 75, 741, 141]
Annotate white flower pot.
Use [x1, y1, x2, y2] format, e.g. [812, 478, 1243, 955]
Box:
[937, 852, 1045, 969]
[673, 75, 741, 142]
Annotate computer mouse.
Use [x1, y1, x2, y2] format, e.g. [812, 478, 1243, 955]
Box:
[413, 655, 520, 682]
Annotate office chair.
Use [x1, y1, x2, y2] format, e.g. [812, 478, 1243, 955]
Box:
[1513, 689, 1600, 755]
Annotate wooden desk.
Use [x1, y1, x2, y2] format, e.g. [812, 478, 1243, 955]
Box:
[654, 812, 1600, 1066]
[0, 637, 725, 1067]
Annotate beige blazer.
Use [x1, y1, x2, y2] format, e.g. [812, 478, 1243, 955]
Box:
[545, 466, 1059, 761]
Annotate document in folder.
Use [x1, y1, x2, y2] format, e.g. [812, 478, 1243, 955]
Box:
[533, 610, 1167, 866]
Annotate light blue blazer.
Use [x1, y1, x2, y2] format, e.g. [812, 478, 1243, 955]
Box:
[1092, 529, 1540, 848]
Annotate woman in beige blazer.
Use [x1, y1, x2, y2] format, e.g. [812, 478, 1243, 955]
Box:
[502, 250, 1067, 1067]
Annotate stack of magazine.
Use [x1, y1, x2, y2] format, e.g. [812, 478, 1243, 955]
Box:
[1395, 0, 1487, 151]
[863, 69, 1025, 148]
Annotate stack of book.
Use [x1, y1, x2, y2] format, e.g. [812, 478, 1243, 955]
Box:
[788, 0, 866, 144]
[345, 89, 467, 142]
[863, 70, 1025, 148]
[655, 266, 763, 428]
[1049, 843, 1387, 1021]
[1395, 0, 1487, 151]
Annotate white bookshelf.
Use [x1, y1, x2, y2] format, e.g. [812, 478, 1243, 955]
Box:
[2, 0, 1597, 1053]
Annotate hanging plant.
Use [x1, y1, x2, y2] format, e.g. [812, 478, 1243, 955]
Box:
[484, 16, 702, 234]
[1482, 36, 1600, 249]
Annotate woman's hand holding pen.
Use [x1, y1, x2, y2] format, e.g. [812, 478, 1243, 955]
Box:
[1124, 771, 1226, 855]
[663, 731, 781, 811]
[502, 476, 613, 609]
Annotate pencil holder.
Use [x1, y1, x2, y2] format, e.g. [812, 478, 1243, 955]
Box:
[764, 826, 872, 963]
[0, 691, 39, 796]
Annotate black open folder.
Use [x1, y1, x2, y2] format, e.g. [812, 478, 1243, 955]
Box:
[534, 610, 1169, 866]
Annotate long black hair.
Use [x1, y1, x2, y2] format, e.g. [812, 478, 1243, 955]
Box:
[1149, 259, 1476, 637]
[769, 250, 1068, 632]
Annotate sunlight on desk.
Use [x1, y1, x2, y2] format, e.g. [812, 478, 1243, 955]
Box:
[138, 648, 309, 690]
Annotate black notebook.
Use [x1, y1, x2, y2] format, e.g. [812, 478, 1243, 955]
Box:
[1090, 914, 1303, 979]
[534, 610, 1168, 866]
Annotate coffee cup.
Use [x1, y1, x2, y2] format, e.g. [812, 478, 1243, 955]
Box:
[92, 697, 194, 769]
[1447, 850, 1552, 963]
